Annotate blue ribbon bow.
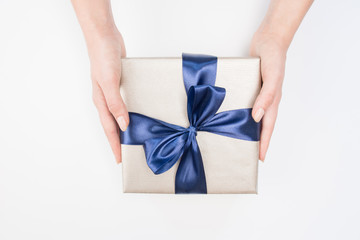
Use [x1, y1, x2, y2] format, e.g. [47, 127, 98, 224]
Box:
[120, 53, 260, 194]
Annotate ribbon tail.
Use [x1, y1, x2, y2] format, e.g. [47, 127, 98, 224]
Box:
[175, 135, 207, 194]
[182, 53, 218, 94]
[199, 108, 261, 141]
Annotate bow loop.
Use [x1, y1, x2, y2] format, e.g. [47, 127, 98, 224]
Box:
[144, 132, 188, 174]
[187, 85, 226, 128]
[120, 113, 185, 145]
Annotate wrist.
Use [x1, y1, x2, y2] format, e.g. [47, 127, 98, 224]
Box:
[254, 28, 289, 48]
[250, 29, 289, 57]
[83, 24, 120, 46]
[84, 29, 126, 65]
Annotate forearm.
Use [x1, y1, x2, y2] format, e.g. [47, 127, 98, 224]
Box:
[71, 0, 123, 57]
[255, 0, 314, 50]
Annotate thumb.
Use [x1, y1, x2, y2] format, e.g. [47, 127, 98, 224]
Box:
[252, 82, 276, 123]
[101, 80, 129, 131]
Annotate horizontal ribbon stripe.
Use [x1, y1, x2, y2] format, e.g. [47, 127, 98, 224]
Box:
[120, 53, 260, 194]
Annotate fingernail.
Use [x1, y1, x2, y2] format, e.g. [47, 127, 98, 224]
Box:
[117, 116, 127, 131]
[254, 108, 264, 122]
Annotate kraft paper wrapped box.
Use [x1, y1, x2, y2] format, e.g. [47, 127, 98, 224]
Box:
[119, 53, 261, 194]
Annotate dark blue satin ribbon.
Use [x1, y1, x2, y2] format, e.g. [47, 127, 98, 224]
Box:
[120, 53, 260, 194]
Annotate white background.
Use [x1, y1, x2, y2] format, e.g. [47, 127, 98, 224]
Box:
[1, 0, 359, 239]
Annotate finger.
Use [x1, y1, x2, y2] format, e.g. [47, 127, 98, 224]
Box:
[252, 81, 278, 123]
[259, 103, 278, 161]
[93, 82, 122, 163]
[98, 108, 122, 164]
[252, 57, 284, 123]
[99, 75, 129, 132]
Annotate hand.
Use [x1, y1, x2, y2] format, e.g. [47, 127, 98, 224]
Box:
[250, 33, 286, 162]
[88, 30, 128, 164]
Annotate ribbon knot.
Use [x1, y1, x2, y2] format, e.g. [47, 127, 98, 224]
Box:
[120, 53, 261, 194]
[186, 126, 197, 136]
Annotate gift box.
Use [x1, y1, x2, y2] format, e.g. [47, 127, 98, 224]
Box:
[120, 53, 261, 194]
